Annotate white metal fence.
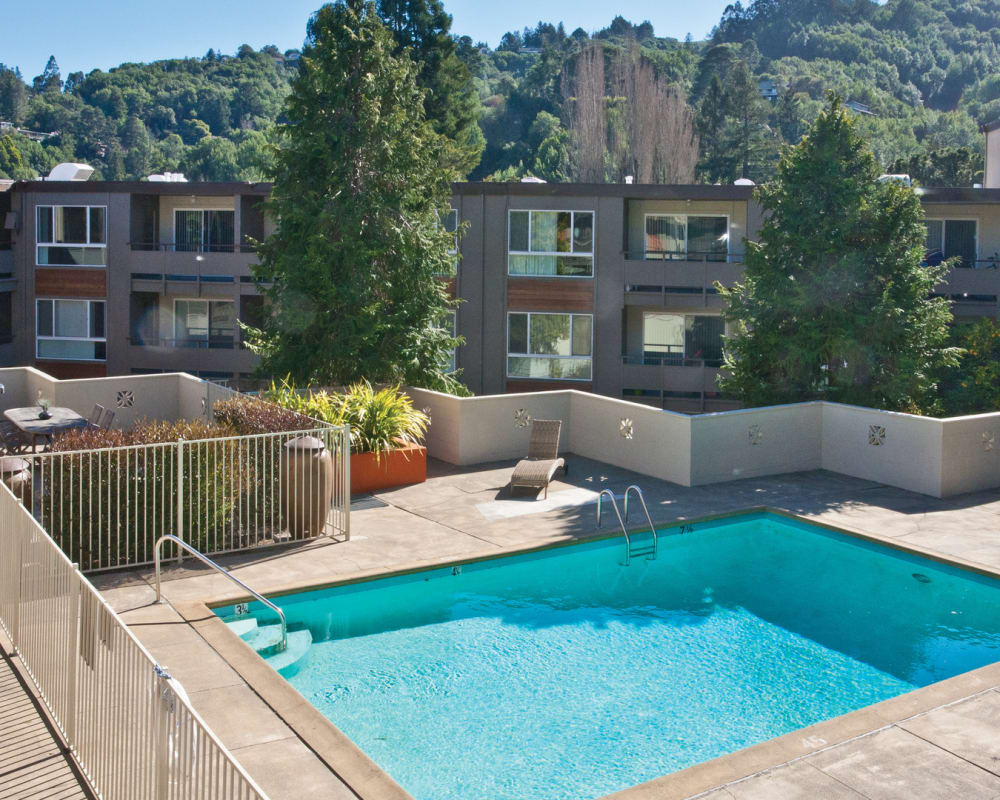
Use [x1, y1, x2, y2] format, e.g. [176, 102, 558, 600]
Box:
[0, 481, 269, 799]
[12, 425, 350, 572]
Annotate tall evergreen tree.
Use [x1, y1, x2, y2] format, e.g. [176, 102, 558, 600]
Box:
[0, 65, 28, 124]
[723, 60, 774, 180]
[122, 114, 153, 178]
[718, 97, 959, 413]
[247, 0, 465, 393]
[376, 0, 483, 175]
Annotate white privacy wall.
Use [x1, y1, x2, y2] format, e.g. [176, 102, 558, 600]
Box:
[407, 388, 1000, 499]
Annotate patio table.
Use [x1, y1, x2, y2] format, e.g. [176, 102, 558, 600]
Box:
[3, 406, 88, 449]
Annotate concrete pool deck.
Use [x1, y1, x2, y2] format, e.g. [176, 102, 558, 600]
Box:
[94, 456, 1000, 800]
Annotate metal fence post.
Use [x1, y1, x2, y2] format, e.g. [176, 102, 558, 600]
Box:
[175, 437, 184, 564]
[64, 573, 80, 744]
[154, 665, 172, 800]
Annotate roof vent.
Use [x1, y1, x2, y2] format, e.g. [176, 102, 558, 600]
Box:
[734, 178, 755, 186]
[147, 172, 188, 183]
[45, 163, 94, 182]
[624, 175, 634, 185]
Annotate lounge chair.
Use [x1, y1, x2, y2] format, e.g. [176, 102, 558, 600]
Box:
[509, 419, 567, 499]
[87, 403, 104, 428]
[99, 408, 115, 431]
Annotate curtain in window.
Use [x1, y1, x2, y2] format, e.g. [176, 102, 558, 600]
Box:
[176, 211, 203, 252]
[645, 216, 684, 259]
[207, 211, 235, 252]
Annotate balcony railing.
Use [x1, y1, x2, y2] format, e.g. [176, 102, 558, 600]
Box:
[623, 355, 724, 369]
[625, 250, 746, 263]
[129, 241, 257, 254]
[130, 336, 237, 350]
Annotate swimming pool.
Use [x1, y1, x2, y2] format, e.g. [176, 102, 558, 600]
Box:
[217, 512, 1000, 800]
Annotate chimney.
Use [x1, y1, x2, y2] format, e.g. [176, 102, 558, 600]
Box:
[983, 121, 1000, 188]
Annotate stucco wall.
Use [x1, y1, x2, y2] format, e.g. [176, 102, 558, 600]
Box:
[689, 403, 823, 485]
[821, 404, 944, 497]
[407, 387, 1000, 499]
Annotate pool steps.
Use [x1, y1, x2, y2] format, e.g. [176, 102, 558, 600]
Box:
[230, 617, 314, 677]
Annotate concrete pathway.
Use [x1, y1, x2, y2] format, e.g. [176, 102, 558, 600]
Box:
[92, 457, 1000, 800]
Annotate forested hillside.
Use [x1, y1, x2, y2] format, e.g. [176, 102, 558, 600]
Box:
[2, 0, 999, 186]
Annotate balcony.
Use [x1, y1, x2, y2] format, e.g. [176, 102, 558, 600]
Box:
[623, 252, 745, 309]
[622, 356, 723, 394]
[127, 241, 260, 279]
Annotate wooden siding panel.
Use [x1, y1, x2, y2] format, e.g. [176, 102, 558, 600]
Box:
[35, 268, 106, 298]
[35, 361, 106, 379]
[507, 278, 593, 312]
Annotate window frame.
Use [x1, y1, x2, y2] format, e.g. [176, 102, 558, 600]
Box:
[506, 311, 593, 381]
[35, 298, 106, 361]
[924, 217, 978, 268]
[35, 205, 108, 267]
[643, 213, 731, 262]
[173, 208, 237, 253]
[173, 297, 237, 348]
[507, 209, 595, 279]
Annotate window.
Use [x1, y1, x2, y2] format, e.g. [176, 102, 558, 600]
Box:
[438, 310, 457, 373]
[645, 215, 728, 262]
[508, 210, 594, 277]
[239, 295, 266, 349]
[174, 300, 236, 348]
[174, 209, 235, 252]
[642, 312, 725, 366]
[0, 292, 11, 344]
[36, 299, 106, 360]
[434, 209, 459, 276]
[130, 292, 159, 345]
[36, 206, 106, 266]
[925, 219, 977, 268]
[507, 312, 592, 380]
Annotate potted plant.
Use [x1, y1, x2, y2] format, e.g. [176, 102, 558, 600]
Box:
[263, 379, 430, 494]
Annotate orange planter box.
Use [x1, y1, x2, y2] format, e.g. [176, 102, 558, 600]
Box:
[350, 442, 427, 495]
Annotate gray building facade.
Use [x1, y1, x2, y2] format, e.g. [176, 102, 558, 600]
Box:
[1, 177, 998, 411]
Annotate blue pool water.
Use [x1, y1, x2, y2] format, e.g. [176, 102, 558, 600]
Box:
[218, 513, 1000, 800]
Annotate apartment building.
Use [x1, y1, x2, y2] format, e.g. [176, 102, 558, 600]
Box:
[1, 175, 998, 411]
[449, 181, 1000, 411]
[0, 179, 272, 383]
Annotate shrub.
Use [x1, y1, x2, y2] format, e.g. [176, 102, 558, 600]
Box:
[50, 418, 228, 452]
[262, 378, 429, 454]
[212, 394, 317, 435]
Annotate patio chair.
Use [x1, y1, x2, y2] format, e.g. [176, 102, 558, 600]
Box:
[0, 421, 27, 455]
[509, 419, 567, 500]
[99, 408, 115, 431]
[87, 403, 104, 428]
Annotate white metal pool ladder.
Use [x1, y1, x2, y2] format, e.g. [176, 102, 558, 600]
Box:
[596, 487, 658, 566]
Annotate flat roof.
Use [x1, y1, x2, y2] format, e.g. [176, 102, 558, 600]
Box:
[11, 180, 273, 196]
[451, 181, 756, 200]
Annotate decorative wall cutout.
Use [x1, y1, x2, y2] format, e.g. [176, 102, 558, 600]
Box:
[620, 418, 634, 440]
[868, 424, 886, 446]
[514, 408, 531, 429]
[984, 431, 996, 452]
[116, 390, 135, 409]
[748, 423, 763, 446]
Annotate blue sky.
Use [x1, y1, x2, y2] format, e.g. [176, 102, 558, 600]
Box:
[4, 0, 732, 80]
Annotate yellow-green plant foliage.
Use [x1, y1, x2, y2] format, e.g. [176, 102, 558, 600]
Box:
[263, 377, 429, 454]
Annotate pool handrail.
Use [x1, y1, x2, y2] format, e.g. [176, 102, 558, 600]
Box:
[623, 485, 658, 561]
[596, 489, 636, 566]
[153, 533, 287, 652]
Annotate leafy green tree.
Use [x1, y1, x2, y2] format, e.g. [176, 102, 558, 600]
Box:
[718, 97, 958, 413]
[247, 0, 465, 394]
[33, 56, 62, 93]
[889, 147, 983, 188]
[0, 134, 31, 178]
[938, 319, 1000, 415]
[0, 65, 28, 124]
[181, 136, 239, 181]
[696, 74, 729, 181]
[122, 114, 153, 178]
[376, 0, 483, 175]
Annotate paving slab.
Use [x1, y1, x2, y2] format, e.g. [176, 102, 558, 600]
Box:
[724, 760, 866, 799]
[898, 690, 1000, 776]
[807, 726, 1000, 799]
